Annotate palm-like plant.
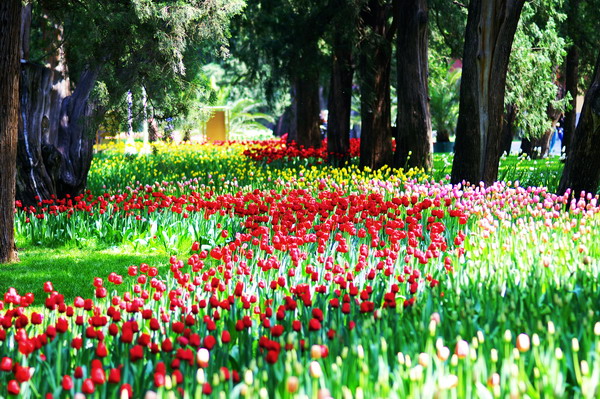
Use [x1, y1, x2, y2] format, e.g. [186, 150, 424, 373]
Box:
[227, 98, 275, 137]
[429, 67, 461, 142]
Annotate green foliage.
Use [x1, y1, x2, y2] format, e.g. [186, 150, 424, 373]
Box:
[35, 0, 244, 127]
[505, 0, 570, 139]
[428, 51, 461, 142]
[428, 0, 467, 58]
[228, 98, 275, 136]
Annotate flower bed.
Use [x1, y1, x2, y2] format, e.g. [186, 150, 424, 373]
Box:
[3, 141, 600, 398]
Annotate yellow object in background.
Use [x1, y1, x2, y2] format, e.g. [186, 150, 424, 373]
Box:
[203, 107, 229, 141]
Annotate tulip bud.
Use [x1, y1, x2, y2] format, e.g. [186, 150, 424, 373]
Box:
[244, 370, 253, 385]
[548, 321, 555, 335]
[439, 374, 459, 390]
[490, 348, 498, 363]
[197, 348, 210, 368]
[455, 340, 469, 359]
[555, 347, 563, 360]
[356, 345, 364, 360]
[409, 365, 423, 381]
[581, 360, 589, 376]
[516, 334, 530, 352]
[196, 369, 205, 384]
[287, 376, 299, 393]
[311, 345, 322, 359]
[310, 361, 322, 378]
[437, 346, 450, 361]
[487, 373, 500, 387]
[572, 338, 579, 352]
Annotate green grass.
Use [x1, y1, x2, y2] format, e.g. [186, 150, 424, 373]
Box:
[0, 245, 169, 302]
[432, 153, 565, 191]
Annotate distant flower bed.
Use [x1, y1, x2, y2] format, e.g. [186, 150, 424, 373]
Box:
[241, 136, 362, 163]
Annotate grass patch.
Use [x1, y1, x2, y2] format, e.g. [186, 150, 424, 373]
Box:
[0, 245, 170, 302]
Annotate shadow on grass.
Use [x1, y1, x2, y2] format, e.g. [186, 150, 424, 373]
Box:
[0, 246, 170, 304]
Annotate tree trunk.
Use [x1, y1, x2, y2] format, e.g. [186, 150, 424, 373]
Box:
[293, 74, 322, 149]
[359, 0, 395, 170]
[287, 86, 299, 144]
[451, 0, 525, 185]
[558, 51, 600, 196]
[394, 0, 432, 171]
[17, 65, 100, 205]
[0, 0, 22, 263]
[563, 45, 579, 156]
[327, 34, 354, 166]
[500, 103, 517, 156]
[20, 3, 31, 61]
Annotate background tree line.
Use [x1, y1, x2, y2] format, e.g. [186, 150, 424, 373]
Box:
[1, 0, 600, 263]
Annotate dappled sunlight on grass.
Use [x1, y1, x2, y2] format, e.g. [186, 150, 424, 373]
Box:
[0, 246, 169, 302]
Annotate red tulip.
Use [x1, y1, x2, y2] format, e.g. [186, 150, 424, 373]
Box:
[309, 318, 321, 331]
[130, 345, 144, 362]
[106, 368, 121, 384]
[91, 367, 106, 385]
[203, 383, 212, 395]
[7, 379, 20, 395]
[221, 330, 231, 343]
[154, 372, 165, 387]
[61, 375, 73, 390]
[14, 365, 31, 382]
[0, 356, 12, 371]
[82, 378, 95, 394]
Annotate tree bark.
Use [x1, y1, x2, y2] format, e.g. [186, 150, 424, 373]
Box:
[359, 0, 395, 170]
[451, 0, 525, 185]
[0, 0, 22, 263]
[557, 51, 600, 197]
[394, 0, 432, 171]
[20, 3, 31, 61]
[293, 74, 322, 149]
[563, 45, 579, 156]
[327, 34, 354, 166]
[17, 65, 100, 205]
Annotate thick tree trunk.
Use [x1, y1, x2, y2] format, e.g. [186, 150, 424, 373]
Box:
[563, 45, 579, 156]
[0, 0, 22, 263]
[327, 35, 354, 166]
[500, 103, 517, 156]
[17, 64, 59, 203]
[17, 65, 100, 205]
[293, 74, 322, 149]
[288, 86, 298, 144]
[20, 3, 31, 61]
[451, 0, 525, 185]
[359, 0, 395, 170]
[394, 0, 432, 171]
[558, 52, 600, 196]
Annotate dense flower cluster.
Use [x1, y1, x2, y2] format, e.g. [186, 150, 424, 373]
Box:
[3, 140, 600, 398]
[242, 136, 362, 163]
